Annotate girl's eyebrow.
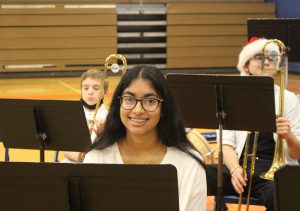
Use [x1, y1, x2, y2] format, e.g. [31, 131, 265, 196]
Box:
[122, 91, 134, 96]
[144, 93, 159, 98]
[122, 91, 159, 98]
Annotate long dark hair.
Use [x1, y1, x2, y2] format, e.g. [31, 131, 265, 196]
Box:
[90, 65, 204, 166]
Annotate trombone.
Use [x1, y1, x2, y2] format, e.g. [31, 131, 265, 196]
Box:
[238, 39, 287, 210]
[260, 39, 287, 180]
[88, 54, 128, 133]
[78, 54, 127, 163]
[238, 132, 259, 211]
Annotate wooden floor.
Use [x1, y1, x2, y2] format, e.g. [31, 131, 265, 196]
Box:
[0, 72, 299, 211]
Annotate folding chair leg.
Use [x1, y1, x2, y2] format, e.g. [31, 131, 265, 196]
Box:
[5, 148, 9, 162]
[54, 151, 59, 162]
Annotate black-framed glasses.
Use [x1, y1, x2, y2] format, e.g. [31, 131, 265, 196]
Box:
[119, 96, 163, 112]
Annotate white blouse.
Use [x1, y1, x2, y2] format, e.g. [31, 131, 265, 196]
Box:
[84, 143, 207, 211]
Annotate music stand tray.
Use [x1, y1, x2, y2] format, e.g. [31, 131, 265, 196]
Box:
[0, 162, 179, 211]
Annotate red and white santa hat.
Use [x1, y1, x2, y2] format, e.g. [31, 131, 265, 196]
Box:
[237, 37, 280, 75]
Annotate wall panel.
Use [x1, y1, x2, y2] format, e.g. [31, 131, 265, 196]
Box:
[167, 2, 275, 69]
[0, 3, 117, 72]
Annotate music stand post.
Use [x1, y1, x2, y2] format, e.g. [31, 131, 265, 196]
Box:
[33, 107, 48, 162]
[0, 99, 91, 162]
[215, 84, 227, 210]
[167, 74, 276, 211]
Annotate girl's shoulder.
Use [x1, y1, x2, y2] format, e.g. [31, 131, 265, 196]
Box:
[165, 147, 203, 168]
[83, 143, 118, 163]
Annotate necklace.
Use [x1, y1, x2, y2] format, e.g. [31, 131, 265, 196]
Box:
[122, 138, 162, 164]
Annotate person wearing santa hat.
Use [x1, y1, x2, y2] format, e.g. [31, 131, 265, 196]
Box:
[207, 37, 300, 210]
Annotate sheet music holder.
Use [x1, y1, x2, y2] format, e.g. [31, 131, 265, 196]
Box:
[0, 99, 91, 162]
[167, 74, 276, 131]
[248, 18, 300, 63]
[274, 165, 300, 211]
[167, 74, 276, 211]
[0, 162, 179, 211]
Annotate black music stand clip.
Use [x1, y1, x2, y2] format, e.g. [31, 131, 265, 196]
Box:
[0, 99, 91, 162]
[167, 74, 276, 211]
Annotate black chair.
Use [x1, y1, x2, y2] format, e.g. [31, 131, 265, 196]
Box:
[274, 165, 300, 211]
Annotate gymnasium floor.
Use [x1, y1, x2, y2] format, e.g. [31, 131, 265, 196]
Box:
[0, 73, 299, 211]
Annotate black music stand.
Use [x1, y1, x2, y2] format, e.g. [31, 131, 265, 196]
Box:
[167, 74, 276, 211]
[0, 99, 91, 162]
[0, 162, 179, 211]
[274, 165, 300, 211]
[248, 18, 300, 63]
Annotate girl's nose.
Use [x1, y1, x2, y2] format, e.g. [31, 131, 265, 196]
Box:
[132, 101, 145, 114]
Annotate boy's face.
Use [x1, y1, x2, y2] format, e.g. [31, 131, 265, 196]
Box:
[81, 77, 102, 106]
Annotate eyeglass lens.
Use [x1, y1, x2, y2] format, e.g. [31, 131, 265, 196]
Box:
[120, 96, 161, 112]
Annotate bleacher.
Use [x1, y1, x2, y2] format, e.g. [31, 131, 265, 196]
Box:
[0, 0, 275, 75]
